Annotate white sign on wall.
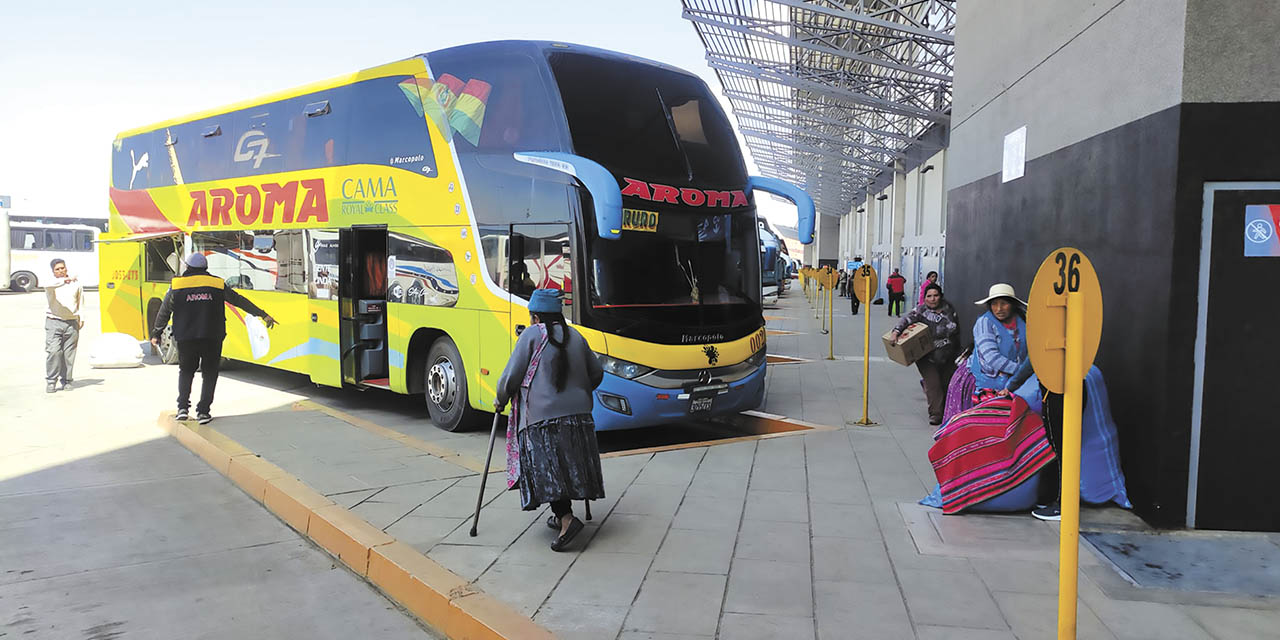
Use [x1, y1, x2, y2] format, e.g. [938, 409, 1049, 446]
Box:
[1002, 126, 1027, 183]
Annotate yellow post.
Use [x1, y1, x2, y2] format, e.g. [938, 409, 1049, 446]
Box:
[858, 277, 873, 424]
[1058, 290, 1085, 639]
[827, 280, 834, 360]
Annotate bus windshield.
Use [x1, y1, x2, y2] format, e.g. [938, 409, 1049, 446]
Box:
[583, 206, 761, 343]
[549, 51, 745, 186]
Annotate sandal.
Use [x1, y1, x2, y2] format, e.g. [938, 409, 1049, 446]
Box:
[550, 517, 584, 552]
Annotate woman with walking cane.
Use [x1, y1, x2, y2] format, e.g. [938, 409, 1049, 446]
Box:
[488, 288, 605, 551]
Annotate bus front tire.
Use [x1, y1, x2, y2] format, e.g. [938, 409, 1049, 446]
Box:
[9, 271, 36, 292]
[424, 337, 479, 432]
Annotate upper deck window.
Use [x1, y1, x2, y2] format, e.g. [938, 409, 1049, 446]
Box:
[112, 75, 435, 189]
[548, 52, 746, 188]
[425, 48, 571, 226]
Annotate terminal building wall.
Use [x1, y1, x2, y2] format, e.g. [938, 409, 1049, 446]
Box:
[947, 0, 1280, 529]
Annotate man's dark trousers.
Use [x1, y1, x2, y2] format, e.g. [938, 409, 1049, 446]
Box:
[177, 339, 222, 414]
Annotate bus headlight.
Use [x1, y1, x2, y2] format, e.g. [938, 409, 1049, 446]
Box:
[747, 347, 767, 368]
[597, 354, 653, 380]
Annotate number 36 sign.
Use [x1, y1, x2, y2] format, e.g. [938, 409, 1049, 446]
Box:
[1026, 247, 1103, 394]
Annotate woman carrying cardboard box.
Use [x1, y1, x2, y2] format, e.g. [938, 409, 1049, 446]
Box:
[889, 283, 960, 425]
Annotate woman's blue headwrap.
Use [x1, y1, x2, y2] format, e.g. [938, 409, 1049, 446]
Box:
[528, 288, 564, 314]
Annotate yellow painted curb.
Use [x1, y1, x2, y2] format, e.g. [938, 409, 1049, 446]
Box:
[159, 412, 555, 640]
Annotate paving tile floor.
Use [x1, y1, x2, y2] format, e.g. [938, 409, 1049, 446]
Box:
[208, 292, 1280, 639]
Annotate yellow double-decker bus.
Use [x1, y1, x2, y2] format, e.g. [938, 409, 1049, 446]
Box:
[102, 40, 814, 432]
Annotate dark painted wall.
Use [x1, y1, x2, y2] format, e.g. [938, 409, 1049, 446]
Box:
[948, 101, 1280, 528]
[946, 105, 1185, 526]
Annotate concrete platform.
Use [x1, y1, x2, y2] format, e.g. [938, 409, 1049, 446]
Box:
[5, 288, 1279, 639]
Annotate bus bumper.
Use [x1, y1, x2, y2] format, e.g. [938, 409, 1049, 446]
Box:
[590, 363, 766, 432]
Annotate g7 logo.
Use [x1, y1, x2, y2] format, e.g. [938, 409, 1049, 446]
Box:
[234, 130, 281, 169]
[1053, 251, 1081, 294]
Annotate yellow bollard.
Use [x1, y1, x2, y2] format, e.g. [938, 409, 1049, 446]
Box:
[1057, 290, 1085, 639]
[827, 280, 834, 360]
[857, 277, 874, 425]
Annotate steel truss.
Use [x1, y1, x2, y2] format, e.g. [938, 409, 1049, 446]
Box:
[684, 0, 955, 219]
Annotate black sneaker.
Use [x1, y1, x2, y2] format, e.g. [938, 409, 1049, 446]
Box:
[196, 413, 212, 425]
[1032, 504, 1061, 521]
[176, 409, 189, 421]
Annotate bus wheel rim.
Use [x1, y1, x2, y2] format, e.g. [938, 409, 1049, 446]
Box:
[427, 358, 456, 410]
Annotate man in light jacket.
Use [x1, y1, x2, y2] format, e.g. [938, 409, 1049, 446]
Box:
[45, 258, 83, 393]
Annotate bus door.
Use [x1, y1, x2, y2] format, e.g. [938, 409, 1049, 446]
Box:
[97, 234, 161, 340]
[508, 223, 574, 331]
[306, 230, 341, 387]
[338, 226, 389, 386]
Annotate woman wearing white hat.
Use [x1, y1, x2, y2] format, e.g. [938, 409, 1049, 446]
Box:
[969, 283, 1030, 403]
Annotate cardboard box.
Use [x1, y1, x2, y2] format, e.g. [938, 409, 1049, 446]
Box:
[882, 322, 934, 366]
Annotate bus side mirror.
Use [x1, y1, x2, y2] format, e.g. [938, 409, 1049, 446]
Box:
[747, 176, 815, 245]
[512, 152, 623, 240]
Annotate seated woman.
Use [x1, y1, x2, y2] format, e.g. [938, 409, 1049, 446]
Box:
[970, 283, 1030, 403]
[889, 283, 960, 425]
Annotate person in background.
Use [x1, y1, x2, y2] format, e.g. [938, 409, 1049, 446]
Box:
[969, 283, 1030, 404]
[496, 288, 605, 551]
[917, 271, 939, 305]
[848, 256, 864, 314]
[44, 258, 83, 393]
[886, 268, 907, 317]
[889, 283, 960, 425]
[152, 253, 277, 424]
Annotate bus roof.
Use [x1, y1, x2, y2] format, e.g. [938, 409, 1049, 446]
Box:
[425, 40, 704, 82]
[113, 41, 706, 142]
[8, 221, 101, 232]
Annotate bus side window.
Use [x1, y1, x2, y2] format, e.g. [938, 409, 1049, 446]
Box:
[45, 230, 75, 251]
[425, 50, 569, 226]
[386, 232, 458, 307]
[478, 226, 508, 292]
[346, 77, 433, 175]
[12, 229, 41, 250]
[75, 231, 94, 252]
[307, 230, 339, 299]
[271, 231, 306, 294]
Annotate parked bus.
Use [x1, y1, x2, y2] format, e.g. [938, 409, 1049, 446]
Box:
[102, 41, 814, 431]
[758, 220, 787, 306]
[9, 222, 100, 291]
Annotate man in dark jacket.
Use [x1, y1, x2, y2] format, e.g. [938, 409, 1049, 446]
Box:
[151, 253, 276, 424]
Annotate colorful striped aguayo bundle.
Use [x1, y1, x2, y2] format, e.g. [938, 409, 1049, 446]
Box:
[928, 396, 1056, 515]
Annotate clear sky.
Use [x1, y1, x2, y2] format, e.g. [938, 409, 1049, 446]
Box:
[0, 0, 799, 227]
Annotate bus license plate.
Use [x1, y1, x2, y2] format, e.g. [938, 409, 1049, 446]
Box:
[689, 396, 714, 413]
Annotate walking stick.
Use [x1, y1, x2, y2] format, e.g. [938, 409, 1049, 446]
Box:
[469, 411, 503, 537]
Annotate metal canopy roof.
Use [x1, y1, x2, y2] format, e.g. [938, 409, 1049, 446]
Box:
[683, 0, 955, 218]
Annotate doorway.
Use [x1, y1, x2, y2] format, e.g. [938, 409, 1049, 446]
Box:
[338, 226, 388, 386]
[1188, 183, 1280, 530]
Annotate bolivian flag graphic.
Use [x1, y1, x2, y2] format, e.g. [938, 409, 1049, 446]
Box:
[448, 78, 490, 146]
[398, 74, 490, 147]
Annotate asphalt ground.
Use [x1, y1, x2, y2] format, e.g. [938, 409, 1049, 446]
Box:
[0, 289, 441, 639]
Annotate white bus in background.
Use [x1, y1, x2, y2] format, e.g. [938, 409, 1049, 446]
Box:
[8, 222, 100, 291]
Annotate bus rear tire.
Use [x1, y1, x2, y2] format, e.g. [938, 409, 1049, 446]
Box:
[424, 337, 480, 432]
[10, 271, 36, 292]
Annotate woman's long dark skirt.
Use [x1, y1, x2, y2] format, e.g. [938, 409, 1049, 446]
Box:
[517, 413, 606, 511]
